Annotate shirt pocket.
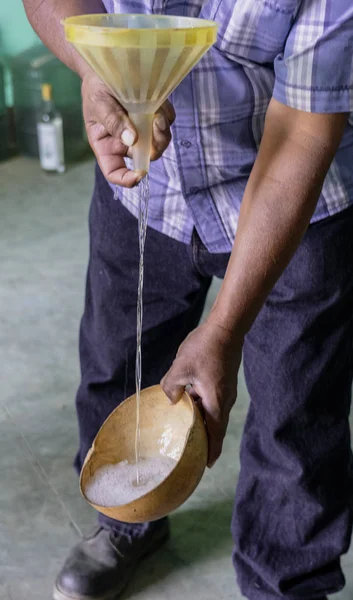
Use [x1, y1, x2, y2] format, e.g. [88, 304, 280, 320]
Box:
[200, 0, 303, 65]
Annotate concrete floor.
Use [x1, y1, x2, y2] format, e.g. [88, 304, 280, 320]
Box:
[0, 156, 352, 600]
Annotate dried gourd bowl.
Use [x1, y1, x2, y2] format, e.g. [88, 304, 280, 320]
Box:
[80, 384, 208, 522]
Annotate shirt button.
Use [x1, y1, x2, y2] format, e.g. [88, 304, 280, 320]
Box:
[180, 139, 192, 148]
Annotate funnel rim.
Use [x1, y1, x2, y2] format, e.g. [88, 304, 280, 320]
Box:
[80, 386, 198, 510]
[63, 14, 218, 35]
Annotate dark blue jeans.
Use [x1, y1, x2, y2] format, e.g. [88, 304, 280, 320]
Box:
[75, 165, 353, 600]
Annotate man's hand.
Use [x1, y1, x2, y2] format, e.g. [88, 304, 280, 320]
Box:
[82, 71, 175, 188]
[161, 318, 243, 467]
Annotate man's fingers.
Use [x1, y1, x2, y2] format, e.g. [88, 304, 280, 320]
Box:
[152, 119, 171, 160]
[185, 384, 199, 400]
[162, 99, 176, 125]
[160, 371, 185, 404]
[151, 104, 173, 160]
[105, 165, 143, 188]
[161, 359, 193, 404]
[154, 100, 175, 131]
[203, 408, 227, 468]
[86, 129, 141, 188]
[96, 152, 141, 188]
[196, 389, 230, 468]
[91, 92, 137, 146]
[162, 362, 228, 467]
[82, 74, 147, 188]
[85, 80, 176, 167]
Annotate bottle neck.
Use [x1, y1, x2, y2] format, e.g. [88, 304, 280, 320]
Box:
[42, 99, 55, 113]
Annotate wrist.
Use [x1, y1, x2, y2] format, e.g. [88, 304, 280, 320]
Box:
[205, 307, 246, 347]
[77, 61, 94, 80]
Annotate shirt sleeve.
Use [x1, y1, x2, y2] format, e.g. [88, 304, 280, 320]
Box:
[273, 0, 353, 113]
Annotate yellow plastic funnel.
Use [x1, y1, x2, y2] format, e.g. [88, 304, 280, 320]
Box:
[63, 14, 217, 175]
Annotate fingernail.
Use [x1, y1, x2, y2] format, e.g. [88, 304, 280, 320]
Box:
[121, 129, 135, 146]
[155, 115, 167, 131]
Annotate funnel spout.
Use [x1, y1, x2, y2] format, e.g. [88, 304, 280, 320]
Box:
[129, 112, 153, 176]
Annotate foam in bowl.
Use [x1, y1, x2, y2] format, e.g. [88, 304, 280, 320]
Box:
[85, 456, 177, 507]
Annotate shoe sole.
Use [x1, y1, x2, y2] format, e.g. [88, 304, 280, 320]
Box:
[52, 528, 170, 600]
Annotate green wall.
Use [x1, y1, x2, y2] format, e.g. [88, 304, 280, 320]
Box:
[0, 1, 41, 105]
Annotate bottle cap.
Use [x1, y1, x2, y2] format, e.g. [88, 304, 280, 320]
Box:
[41, 83, 52, 101]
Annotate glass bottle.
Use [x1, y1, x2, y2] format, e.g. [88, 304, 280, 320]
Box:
[36, 83, 65, 173]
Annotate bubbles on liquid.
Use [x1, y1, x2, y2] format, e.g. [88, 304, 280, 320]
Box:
[85, 456, 176, 507]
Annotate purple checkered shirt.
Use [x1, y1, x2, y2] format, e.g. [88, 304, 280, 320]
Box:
[102, 0, 353, 253]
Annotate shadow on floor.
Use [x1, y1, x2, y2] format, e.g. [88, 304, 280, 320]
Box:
[122, 499, 233, 598]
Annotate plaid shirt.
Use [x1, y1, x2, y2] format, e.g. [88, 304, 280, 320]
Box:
[103, 0, 353, 253]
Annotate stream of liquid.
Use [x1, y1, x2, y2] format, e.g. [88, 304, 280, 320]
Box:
[134, 175, 150, 485]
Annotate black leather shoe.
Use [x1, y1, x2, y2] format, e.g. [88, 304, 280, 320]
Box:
[53, 521, 170, 600]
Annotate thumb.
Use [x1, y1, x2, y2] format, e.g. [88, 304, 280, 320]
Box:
[95, 94, 137, 146]
[161, 362, 191, 404]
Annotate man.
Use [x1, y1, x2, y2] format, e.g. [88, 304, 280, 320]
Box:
[23, 0, 353, 599]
